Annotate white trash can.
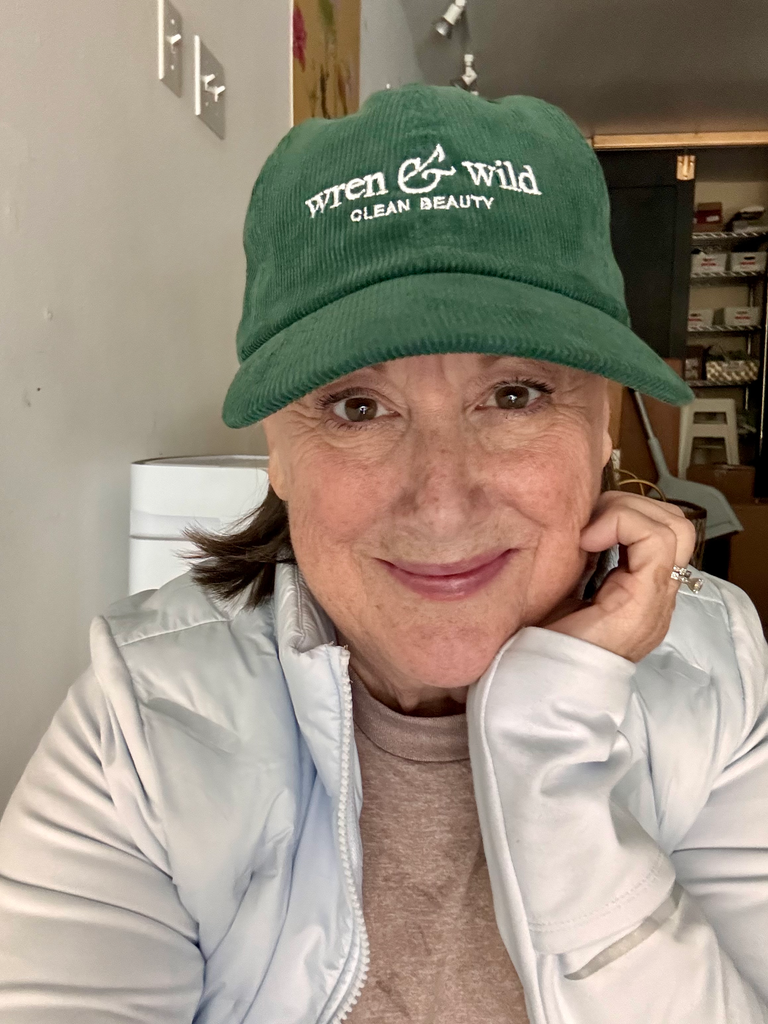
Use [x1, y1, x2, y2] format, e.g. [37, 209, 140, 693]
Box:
[129, 455, 270, 595]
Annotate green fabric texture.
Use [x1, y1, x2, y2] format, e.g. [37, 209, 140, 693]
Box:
[223, 84, 692, 428]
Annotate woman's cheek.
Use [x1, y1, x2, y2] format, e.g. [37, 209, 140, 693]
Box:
[498, 437, 596, 533]
[290, 470, 384, 555]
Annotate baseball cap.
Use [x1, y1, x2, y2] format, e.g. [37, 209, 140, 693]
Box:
[223, 84, 692, 428]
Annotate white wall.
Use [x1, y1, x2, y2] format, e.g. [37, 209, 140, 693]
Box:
[0, 0, 288, 809]
[359, 0, 423, 103]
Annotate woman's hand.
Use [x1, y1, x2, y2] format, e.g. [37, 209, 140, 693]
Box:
[543, 491, 697, 663]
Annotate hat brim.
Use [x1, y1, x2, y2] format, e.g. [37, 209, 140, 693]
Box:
[223, 273, 693, 427]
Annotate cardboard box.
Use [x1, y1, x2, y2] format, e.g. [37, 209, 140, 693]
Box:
[694, 202, 723, 231]
[723, 306, 761, 328]
[686, 463, 755, 503]
[729, 251, 767, 273]
[688, 308, 714, 329]
[728, 501, 768, 634]
[692, 252, 728, 274]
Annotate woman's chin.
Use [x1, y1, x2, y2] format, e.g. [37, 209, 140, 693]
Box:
[381, 631, 513, 690]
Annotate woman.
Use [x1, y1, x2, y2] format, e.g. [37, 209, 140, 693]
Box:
[0, 85, 766, 1024]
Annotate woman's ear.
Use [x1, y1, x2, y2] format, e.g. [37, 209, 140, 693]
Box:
[602, 425, 613, 469]
[262, 413, 289, 501]
[268, 453, 288, 501]
[604, 381, 622, 467]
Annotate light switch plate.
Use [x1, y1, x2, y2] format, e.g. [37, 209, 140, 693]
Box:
[194, 36, 226, 140]
[158, 0, 182, 97]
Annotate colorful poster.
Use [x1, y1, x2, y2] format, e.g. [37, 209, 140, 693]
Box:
[292, 0, 360, 125]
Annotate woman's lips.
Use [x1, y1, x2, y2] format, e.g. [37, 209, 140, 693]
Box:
[379, 549, 514, 601]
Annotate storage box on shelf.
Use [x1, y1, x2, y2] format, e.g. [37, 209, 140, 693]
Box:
[704, 358, 760, 385]
[688, 308, 715, 329]
[691, 252, 728, 274]
[694, 202, 723, 231]
[722, 306, 761, 328]
[730, 251, 767, 273]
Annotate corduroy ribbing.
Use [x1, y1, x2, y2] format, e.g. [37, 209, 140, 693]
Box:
[224, 84, 693, 427]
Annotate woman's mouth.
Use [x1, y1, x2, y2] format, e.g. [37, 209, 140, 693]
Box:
[379, 549, 515, 601]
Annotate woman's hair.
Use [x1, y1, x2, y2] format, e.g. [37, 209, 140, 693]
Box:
[184, 484, 296, 609]
[185, 462, 618, 610]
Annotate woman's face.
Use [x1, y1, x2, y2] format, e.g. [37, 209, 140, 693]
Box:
[263, 353, 612, 692]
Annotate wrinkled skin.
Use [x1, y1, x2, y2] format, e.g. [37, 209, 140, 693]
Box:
[263, 353, 693, 716]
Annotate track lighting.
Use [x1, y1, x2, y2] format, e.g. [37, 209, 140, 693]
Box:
[434, 0, 467, 38]
[451, 53, 478, 94]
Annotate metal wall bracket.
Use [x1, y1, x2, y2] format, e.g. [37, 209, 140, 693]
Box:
[676, 154, 696, 181]
[158, 0, 183, 97]
[194, 36, 226, 140]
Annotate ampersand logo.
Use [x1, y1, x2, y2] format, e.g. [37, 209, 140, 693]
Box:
[397, 144, 457, 194]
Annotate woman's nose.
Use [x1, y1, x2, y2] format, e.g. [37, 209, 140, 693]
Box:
[397, 424, 490, 537]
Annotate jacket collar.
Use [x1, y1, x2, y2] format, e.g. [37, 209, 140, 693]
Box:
[274, 560, 337, 653]
[273, 562, 352, 802]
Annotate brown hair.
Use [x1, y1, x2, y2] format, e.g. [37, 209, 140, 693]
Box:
[183, 484, 295, 609]
[185, 462, 618, 609]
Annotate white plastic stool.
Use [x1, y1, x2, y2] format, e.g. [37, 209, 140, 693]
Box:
[678, 398, 740, 478]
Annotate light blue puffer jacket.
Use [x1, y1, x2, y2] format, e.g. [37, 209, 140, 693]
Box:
[0, 562, 766, 1023]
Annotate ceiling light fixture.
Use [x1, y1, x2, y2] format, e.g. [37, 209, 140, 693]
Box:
[434, 0, 467, 39]
[451, 53, 478, 94]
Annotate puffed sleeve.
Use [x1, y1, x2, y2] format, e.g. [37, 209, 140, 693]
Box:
[468, 593, 768, 1023]
[0, 663, 204, 1022]
[668, 585, 768, 1007]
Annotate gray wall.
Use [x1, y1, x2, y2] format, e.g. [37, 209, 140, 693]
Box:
[385, 0, 768, 136]
[360, 0, 424, 102]
[0, 0, 285, 810]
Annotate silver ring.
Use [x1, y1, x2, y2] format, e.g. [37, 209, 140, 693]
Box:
[671, 565, 704, 593]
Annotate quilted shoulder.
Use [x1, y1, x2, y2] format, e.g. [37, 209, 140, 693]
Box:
[631, 572, 766, 848]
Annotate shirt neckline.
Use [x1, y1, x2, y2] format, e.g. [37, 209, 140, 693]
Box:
[350, 671, 470, 763]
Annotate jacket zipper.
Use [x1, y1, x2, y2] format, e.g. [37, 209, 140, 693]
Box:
[331, 646, 370, 1022]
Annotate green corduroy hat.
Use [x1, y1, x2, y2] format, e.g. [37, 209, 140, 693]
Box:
[223, 84, 692, 428]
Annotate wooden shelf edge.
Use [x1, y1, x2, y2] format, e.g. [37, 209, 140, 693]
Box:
[592, 130, 768, 150]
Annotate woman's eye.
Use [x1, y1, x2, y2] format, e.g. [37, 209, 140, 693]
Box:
[333, 396, 386, 422]
[488, 383, 544, 410]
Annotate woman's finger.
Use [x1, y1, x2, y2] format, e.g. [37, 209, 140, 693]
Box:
[586, 491, 696, 570]
[581, 503, 694, 582]
[595, 489, 687, 520]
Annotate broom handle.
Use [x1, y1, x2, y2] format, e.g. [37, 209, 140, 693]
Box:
[631, 390, 670, 478]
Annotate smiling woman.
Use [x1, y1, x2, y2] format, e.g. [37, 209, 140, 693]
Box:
[190, 353, 616, 714]
[1, 84, 767, 1024]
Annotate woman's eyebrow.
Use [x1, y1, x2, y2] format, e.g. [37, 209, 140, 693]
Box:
[314, 357, 561, 397]
[316, 366, 388, 390]
[477, 354, 553, 370]
[466, 359, 557, 384]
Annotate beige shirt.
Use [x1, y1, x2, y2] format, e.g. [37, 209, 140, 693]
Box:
[346, 672, 530, 1024]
